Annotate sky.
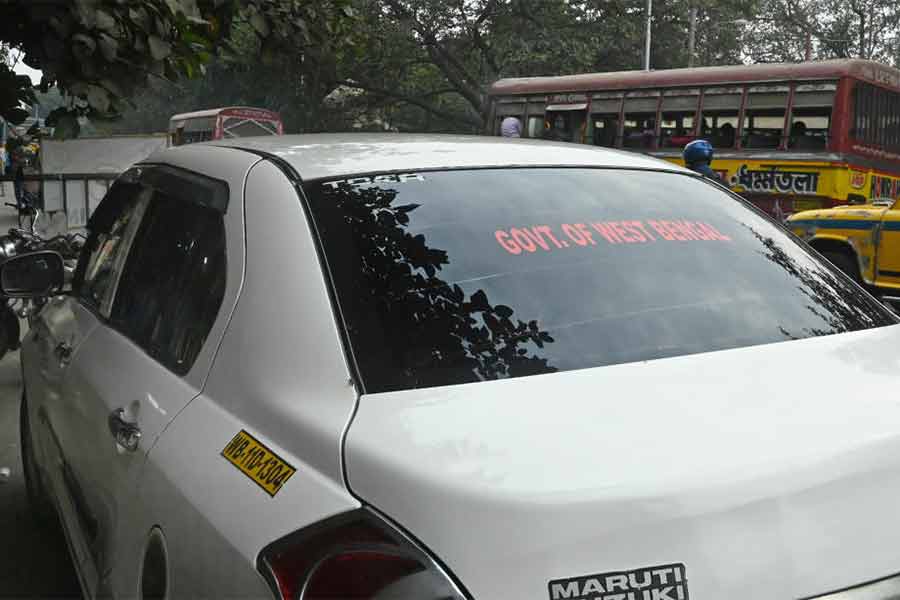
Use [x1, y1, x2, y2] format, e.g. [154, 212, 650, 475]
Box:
[12, 57, 41, 84]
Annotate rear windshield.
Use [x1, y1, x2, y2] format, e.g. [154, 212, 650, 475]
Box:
[306, 168, 896, 393]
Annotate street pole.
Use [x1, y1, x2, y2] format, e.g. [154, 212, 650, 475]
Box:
[644, 0, 652, 70]
[688, 6, 697, 68]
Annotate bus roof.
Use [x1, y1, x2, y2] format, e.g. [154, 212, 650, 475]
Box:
[169, 106, 281, 122]
[490, 59, 900, 96]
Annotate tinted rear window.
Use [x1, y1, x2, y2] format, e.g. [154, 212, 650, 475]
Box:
[306, 168, 896, 393]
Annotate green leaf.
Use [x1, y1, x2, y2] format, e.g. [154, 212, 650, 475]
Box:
[100, 78, 125, 98]
[129, 6, 151, 30]
[249, 12, 270, 36]
[95, 9, 117, 32]
[68, 82, 89, 97]
[87, 85, 110, 113]
[44, 107, 67, 127]
[72, 33, 97, 55]
[97, 33, 119, 60]
[148, 35, 172, 60]
[51, 112, 81, 139]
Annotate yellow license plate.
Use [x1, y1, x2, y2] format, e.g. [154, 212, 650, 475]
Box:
[221, 430, 296, 497]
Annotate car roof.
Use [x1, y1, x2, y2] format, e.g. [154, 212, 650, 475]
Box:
[195, 133, 690, 181]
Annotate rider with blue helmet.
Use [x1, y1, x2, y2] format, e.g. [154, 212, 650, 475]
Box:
[683, 139, 722, 183]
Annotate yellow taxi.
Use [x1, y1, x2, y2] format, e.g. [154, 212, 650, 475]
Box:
[787, 197, 900, 294]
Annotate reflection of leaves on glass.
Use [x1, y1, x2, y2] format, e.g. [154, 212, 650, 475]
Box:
[318, 183, 556, 391]
[746, 224, 890, 338]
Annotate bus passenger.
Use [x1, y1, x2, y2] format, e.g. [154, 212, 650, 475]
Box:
[789, 121, 807, 147]
[718, 123, 736, 147]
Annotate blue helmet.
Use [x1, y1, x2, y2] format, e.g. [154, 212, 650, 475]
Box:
[683, 139, 714, 165]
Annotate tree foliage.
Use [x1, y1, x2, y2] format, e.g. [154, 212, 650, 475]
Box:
[0, 0, 354, 135]
[333, 0, 757, 130]
[743, 0, 900, 63]
[7, 0, 900, 138]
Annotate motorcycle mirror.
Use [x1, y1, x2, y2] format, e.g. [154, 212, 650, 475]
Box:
[0, 251, 65, 298]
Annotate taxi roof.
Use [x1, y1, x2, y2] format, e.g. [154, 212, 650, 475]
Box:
[202, 133, 690, 181]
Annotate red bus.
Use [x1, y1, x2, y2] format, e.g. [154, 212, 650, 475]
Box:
[168, 106, 284, 146]
[488, 59, 900, 217]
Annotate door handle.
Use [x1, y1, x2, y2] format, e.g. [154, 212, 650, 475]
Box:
[108, 408, 141, 452]
[54, 342, 73, 365]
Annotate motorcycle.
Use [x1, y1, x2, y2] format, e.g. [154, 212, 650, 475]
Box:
[0, 207, 84, 360]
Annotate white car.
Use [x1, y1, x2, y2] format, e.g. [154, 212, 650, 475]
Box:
[8, 134, 900, 600]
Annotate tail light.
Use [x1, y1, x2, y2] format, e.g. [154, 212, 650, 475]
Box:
[257, 509, 469, 600]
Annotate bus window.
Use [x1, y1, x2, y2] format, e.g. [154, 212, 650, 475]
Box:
[623, 94, 659, 149]
[592, 115, 619, 147]
[852, 83, 900, 153]
[744, 86, 788, 149]
[660, 90, 698, 148]
[700, 87, 742, 149]
[221, 116, 280, 137]
[544, 111, 586, 143]
[788, 84, 835, 150]
[623, 116, 656, 148]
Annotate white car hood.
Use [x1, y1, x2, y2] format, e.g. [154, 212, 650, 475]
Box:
[345, 325, 900, 599]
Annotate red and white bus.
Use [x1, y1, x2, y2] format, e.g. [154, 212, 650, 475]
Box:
[168, 106, 284, 146]
[488, 60, 900, 217]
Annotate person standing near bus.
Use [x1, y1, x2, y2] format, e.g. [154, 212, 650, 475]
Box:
[683, 139, 723, 184]
[500, 116, 522, 138]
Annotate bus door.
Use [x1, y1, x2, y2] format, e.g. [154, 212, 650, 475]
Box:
[545, 94, 589, 143]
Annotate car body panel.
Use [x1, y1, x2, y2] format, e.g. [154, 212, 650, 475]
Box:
[200, 158, 359, 486]
[21, 146, 263, 599]
[124, 159, 361, 596]
[787, 203, 900, 287]
[60, 324, 199, 590]
[192, 133, 690, 181]
[346, 323, 900, 599]
[23, 298, 102, 595]
[134, 394, 359, 598]
[877, 208, 900, 286]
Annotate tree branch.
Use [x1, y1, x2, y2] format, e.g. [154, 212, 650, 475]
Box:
[381, 0, 487, 119]
[333, 79, 482, 128]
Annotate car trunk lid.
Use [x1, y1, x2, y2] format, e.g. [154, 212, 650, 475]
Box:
[345, 325, 900, 599]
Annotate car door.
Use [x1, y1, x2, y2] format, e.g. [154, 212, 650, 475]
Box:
[23, 175, 150, 597]
[51, 166, 230, 594]
[876, 200, 900, 288]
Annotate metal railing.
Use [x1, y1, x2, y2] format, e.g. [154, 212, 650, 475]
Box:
[0, 173, 119, 229]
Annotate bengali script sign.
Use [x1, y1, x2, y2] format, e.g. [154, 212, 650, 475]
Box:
[729, 164, 820, 195]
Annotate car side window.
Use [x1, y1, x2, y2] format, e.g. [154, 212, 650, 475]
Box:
[109, 188, 227, 375]
[73, 181, 150, 316]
